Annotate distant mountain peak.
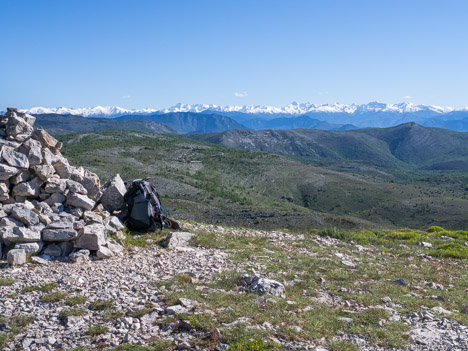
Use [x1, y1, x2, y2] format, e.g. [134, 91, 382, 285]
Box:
[18, 101, 463, 118]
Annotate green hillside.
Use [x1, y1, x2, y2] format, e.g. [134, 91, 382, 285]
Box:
[60, 130, 468, 230]
[115, 112, 247, 134]
[34, 113, 176, 135]
[192, 123, 468, 170]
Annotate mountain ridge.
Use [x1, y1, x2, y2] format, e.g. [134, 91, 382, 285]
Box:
[191, 123, 468, 170]
[32, 113, 176, 135]
[115, 112, 246, 134]
[17, 101, 467, 118]
[17, 102, 468, 132]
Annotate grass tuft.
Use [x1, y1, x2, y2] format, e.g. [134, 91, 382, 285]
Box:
[59, 308, 87, 319]
[0, 278, 15, 286]
[10, 314, 35, 328]
[65, 295, 87, 306]
[89, 300, 114, 311]
[40, 292, 68, 303]
[87, 324, 109, 335]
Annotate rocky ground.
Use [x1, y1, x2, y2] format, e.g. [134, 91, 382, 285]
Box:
[0, 223, 467, 351]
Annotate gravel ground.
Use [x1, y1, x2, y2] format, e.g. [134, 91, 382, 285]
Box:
[0, 243, 233, 350]
[1, 225, 467, 351]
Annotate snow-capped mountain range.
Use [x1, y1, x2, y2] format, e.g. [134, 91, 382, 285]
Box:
[19, 101, 465, 118]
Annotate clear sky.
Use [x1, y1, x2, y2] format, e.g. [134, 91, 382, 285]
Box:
[1, 0, 468, 110]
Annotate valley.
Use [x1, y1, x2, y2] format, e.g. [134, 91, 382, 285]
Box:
[59, 128, 468, 231]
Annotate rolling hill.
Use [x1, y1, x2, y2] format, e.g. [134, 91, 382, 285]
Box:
[191, 123, 468, 170]
[33, 113, 176, 135]
[242, 114, 357, 131]
[59, 130, 468, 230]
[115, 112, 246, 134]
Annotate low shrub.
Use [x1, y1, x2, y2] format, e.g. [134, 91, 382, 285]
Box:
[430, 242, 468, 259]
[427, 226, 445, 233]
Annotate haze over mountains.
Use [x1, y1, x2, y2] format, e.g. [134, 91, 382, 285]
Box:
[192, 123, 468, 171]
[115, 112, 246, 134]
[32, 113, 176, 135]
[5, 103, 467, 229]
[17, 101, 468, 132]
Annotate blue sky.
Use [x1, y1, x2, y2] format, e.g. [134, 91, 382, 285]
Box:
[1, 0, 468, 110]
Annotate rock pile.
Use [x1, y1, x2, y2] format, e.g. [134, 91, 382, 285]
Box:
[0, 108, 125, 265]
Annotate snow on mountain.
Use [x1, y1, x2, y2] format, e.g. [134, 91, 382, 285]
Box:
[151, 101, 458, 115]
[21, 106, 158, 117]
[20, 102, 461, 118]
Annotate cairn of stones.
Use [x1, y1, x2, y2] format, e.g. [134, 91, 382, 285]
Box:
[0, 108, 128, 266]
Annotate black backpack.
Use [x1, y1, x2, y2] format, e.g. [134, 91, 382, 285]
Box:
[121, 178, 166, 231]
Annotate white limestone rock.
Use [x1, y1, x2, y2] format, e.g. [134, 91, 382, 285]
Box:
[0, 163, 21, 180]
[66, 179, 88, 195]
[1, 148, 29, 169]
[42, 228, 78, 242]
[7, 248, 27, 265]
[66, 193, 95, 210]
[0, 182, 9, 201]
[237, 275, 286, 299]
[74, 224, 107, 250]
[10, 170, 31, 185]
[32, 165, 55, 181]
[6, 115, 33, 138]
[15, 241, 44, 254]
[9, 205, 40, 226]
[96, 246, 114, 259]
[69, 249, 90, 263]
[100, 174, 126, 212]
[53, 159, 73, 179]
[22, 138, 43, 165]
[161, 232, 194, 249]
[2, 226, 42, 243]
[44, 179, 67, 193]
[12, 177, 43, 197]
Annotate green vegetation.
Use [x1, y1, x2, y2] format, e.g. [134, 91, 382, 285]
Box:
[0, 278, 15, 286]
[23, 282, 58, 293]
[315, 227, 468, 259]
[109, 341, 176, 351]
[328, 341, 359, 351]
[40, 292, 68, 303]
[34, 113, 175, 136]
[227, 339, 280, 351]
[129, 306, 152, 318]
[349, 309, 409, 348]
[10, 314, 35, 328]
[119, 227, 168, 247]
[59, 308, 87, 319]
[89, 300, 114, 311]
[0, 333, 9, 348]
[65, 295, 87, 306]
[87, 324, 109, 335]
[60, 130, 468, 231]
[430, 242, 468, 259]
[152, 224, 467, 348]
[39, 282, 58, 292]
